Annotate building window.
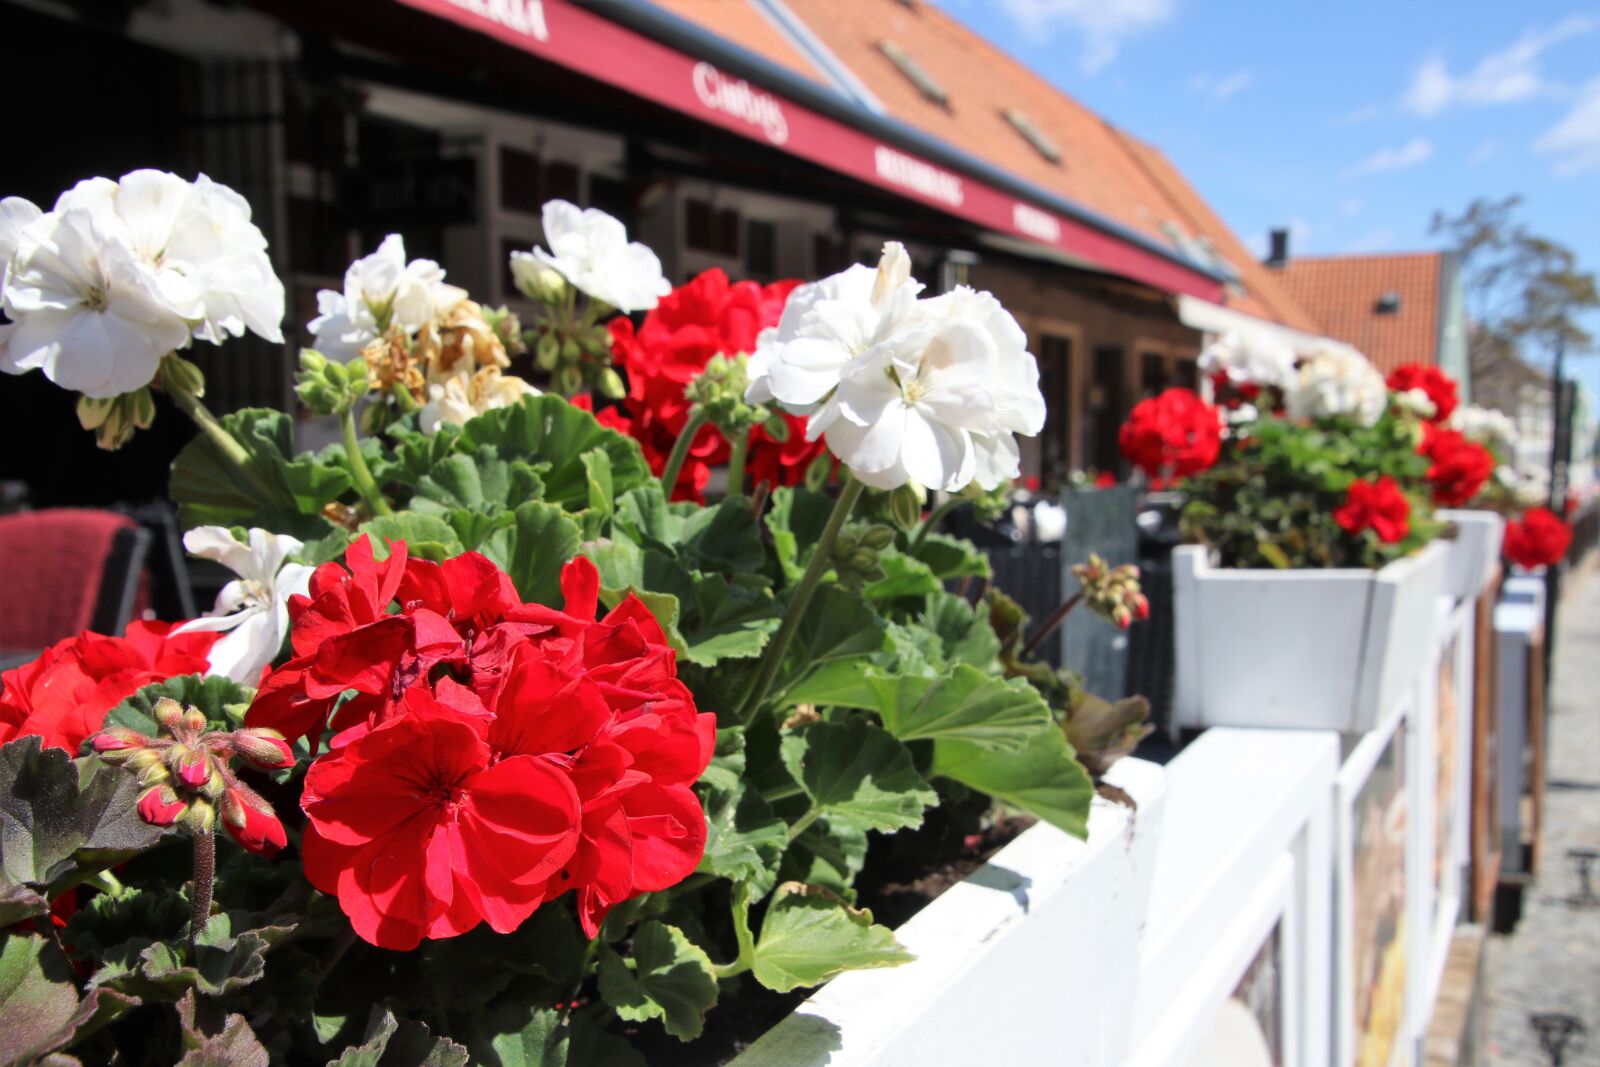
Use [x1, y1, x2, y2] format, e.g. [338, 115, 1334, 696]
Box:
[1001, 108, 1062, 164]
[1173, 357, 1199, 391]
[685, 198, 740, 257]
[499, 145, 540, 213]
[1140, 352, 1169, 397]
[1038, 334, 1073, 481]
[877, 40, 949, 106]
[1091, 346, 1126, 475]
[746, 218, 777, 278]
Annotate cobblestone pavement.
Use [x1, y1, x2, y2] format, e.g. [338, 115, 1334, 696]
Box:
[1483, 557, 1600, 1066]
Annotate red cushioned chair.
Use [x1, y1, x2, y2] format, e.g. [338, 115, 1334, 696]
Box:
[0, 508, 152, 658]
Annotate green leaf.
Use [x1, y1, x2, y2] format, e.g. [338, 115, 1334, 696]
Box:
[910, 531, 992, 579]
[750, 885, 913, 993]
[484, 501, 583, 607]
[169, 407, 348, 540]
[0, 884, 49, 927]
[407, 448, 543, 517]
[678, 575, 780, 667]
[872, 665, 1052, 752]
[596, 922, 718, 1041]
[176, 991, 269, 1067]
[63, 886, 189, 960]
[779, 719, 934, 834]
[678, 500, 767, 574]
[696, 780, 787, 900]
[581, 449, 614, 519]
[775, 658, 879, 710]
[765, 487, 834, 581]
[403, 908, 584, 1014]
[95, 911, 297, 1001]
[770, 586, 886, 704]
[102, 674, 256, 738]
[357, 513, 464, 564]
[443, 508, 517, 553]
[467, 1006, 567, 1067]
[330, 1006, 470, 1067]
[459, 395, 651, 511]
[862, 551, 941, 601]
[919, 591, 1002, 669]
[930, 728, 1095, 838]
[779, 819, 868, 895]
[0, 737, 167, 894]
[0, 934, 138, 1066]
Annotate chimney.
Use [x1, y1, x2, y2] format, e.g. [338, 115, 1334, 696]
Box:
[1265, 227, 1289, 267]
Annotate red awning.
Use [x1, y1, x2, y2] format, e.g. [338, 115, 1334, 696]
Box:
[394, 0, 1224, 302]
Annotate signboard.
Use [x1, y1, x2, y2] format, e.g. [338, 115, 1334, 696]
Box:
[392, 0, 1223, 302]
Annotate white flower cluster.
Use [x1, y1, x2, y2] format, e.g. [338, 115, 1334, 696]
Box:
[510, 200, 669, 313]
[1197, 328, 1296, 389]
[1392, 387, 1437, 421]
[1283, 345, 1388, 428]
[747, 242, 1046, 492]
[0, 171, 284, 398]
[1448, 403, 1519, 457]
[310, 234, 465, 359]
[176, 526, 313, 684]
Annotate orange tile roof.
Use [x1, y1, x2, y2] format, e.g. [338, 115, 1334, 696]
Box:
[1274, 253, 1443, 372]
[645, 0, 1320, 332]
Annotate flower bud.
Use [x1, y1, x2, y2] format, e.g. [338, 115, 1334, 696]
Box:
[158, 354, 207, 401]
[154, 698, 185, 733]
[763, 411, 790, 443]
[535, 332, 560, 371]
[172, 749, 213, 789]
[889, 484, 923, 531]
[523, 264, 569, 305]
[126, 748, 165, 775]
[859, 525, 896, 551]
[184, 797, 216, 834]
[182, 707, 208, 735]
[229, 729, 294, 770]
[804, 452, 832, 492]
[137, 785, 186, 827]
[597, 367, 626, 400]
[555, 364, 583, 398]
[92, 727, 151, 759]
[138, 761, 172, 788]
[220, 786, 287, 856]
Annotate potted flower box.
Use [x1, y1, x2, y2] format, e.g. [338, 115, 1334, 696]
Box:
[1436, 509, 1504, 604]
[1171, 540, 1450, 734]
[730, 757, 1167, 1067]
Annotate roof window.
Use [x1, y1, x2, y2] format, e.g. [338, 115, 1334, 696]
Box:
[1001, 108, 1062, 164]
[877, 40, 949, 107]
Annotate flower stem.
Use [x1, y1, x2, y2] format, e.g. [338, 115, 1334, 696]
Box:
[910, 495, 964, 551]
[341, 408, 393, 518]
[86, 869, 128, 898]
[660, 409, 710, 497]
[1022, 591, 1084, 658]
[710, 883, 755, 980]
[725, 431, 750, 498]
[390, 381, 418, 415]
[167, 386, 277, 503]
[189, 828, 215, 959]
[784, 808, 821, 844]
[736, 476, 865, 724]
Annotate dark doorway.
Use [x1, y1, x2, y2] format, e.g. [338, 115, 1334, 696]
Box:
[1090, 346, 1126, 474]
[1037, 334, 1073, 484]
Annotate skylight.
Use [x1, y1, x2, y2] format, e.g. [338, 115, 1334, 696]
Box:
[877, 40, 949, 107]
[1001, 108, 1062, 164]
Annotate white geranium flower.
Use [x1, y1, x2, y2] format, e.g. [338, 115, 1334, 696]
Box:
[1284, 346, 1388, 427]
[175, 526, 313, 684]
[511, 200, 669, 313]
[746, 241, 925, 411]
[1449, 403, 1519, 456]
[0, 207, 192, 398]
[419, 364, 539, 434]
[1393, 387, 1436, 420]
[0, 196, 44, 297]
[309, 235, 459, 358]
[1198, 329, 1295, 389]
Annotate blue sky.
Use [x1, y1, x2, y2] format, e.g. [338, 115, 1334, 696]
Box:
[942, 0, 1600, 394]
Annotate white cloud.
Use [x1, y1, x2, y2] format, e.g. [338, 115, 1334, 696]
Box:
[1342, 138, 1435, 178]
[1402, 15, 1598, 116]
[1535, 76, 1600, 174]
[998, 0, 1177, 73]
[1468, 139, 1502, 165]
[1331, 103, 1382, 126]
[1342, 228, 1398, 255]
[1190, 68, 1253, 103]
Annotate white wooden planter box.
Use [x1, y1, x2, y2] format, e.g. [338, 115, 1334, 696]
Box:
[730, 758, 1167, 1067]
[1173, 541, 1449, 734]
[1436, 510, 1504, 604]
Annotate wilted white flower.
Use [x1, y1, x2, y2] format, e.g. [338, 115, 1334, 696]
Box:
[310, 235, 462, 359]
[1197, 329, 1295, 389]
[1393, 387, 1437, 420]
[746, 241, 925, 411]
[175, 526, 313, 684]
[0, 170, 285, 398]
[510, 200, 668, 313]
[1284, 346, 1387, 427]
[419, 364, 539, 434]
[1449, 403, 1519, 457]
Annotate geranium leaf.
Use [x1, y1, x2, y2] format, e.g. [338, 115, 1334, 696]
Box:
[0, 933, 139, 1065]
[862, 551, 941, 601]
[769, 586, 886, 705]
[871, 665, 1052, 753]
[765, 487, 833, 581]
[581, 450, 614, 518]
[458, 395, 650, 511]
[918, 592, 1001, 668]
[595, 922, 717, 1041]
[696, 780, 787, 900]
[0, 884, 49, 927]
[750, 885, 913, 993]
[330, 1006, 470, 1067]
[102, 674, 256, 738]
[94, 911, 297, 1001]
[483, 501, 582, 607]
[0, 737, 167, 894]
[176, 991, 269, 1067]
[357, 514, 464, 564]
[677, 576, 779, 667]
[466, 1006, 567, 1067]
[778, 719, 934, 834]
[679, 500, 767, 574]
[909, 531, 992, 579]
[930, 728, 1095, 838]
[407, 448, 544, 517]
[778, 819, 868, 896]
[63, 886, 189, 960]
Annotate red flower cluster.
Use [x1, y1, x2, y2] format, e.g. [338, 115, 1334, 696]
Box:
[1386, 363, 1458, 423]
[0, 621, 219, 753]
[1419, 425, 1494, 506]
[246, 537, 714, 950]
[1334, 475, 1411, 544]
[1118, 388, 1222, 480]
[605, 268, 824, 501]
[1503, 507, 1572, 569]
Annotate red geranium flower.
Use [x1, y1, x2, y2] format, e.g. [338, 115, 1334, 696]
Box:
[267, 541, 715, 948]
[1387, 363, 1458, 423]
[0, 621, 218, 752]
[1118, 388, 1222, 480]
[1334, 475, 1412, 544]
[1419, 425, 1494, 506]
[1503, 507, 1572, 569]
[607, 268, 824, 501]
